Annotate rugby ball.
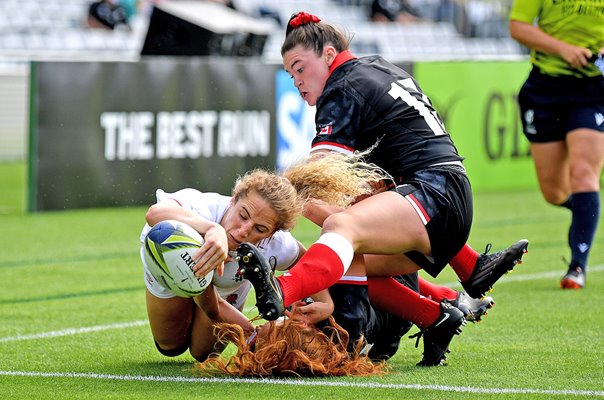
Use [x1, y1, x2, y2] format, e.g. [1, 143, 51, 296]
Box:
[143, 220, 213, 297]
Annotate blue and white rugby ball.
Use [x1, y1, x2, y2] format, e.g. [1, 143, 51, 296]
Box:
[143, 220, 213, 297]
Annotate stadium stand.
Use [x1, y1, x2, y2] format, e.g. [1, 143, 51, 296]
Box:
[0, 0, 145, 61]
[237, 0, 524, 62]
[0, 0, 524, 161]
[0, 0, 523, 62]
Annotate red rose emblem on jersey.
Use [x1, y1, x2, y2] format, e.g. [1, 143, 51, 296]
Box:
[226, 294, 238, 305]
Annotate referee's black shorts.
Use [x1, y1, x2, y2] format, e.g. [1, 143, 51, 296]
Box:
[518, 68, 604, 142]
[392, 164, 473, 278]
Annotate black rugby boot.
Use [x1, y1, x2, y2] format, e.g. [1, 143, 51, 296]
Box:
[461, 239, 529, 299]
[236, 242, 285, 321]
[412, 302, 466, 366]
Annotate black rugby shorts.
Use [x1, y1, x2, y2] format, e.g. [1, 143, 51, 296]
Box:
[393, 166, 473, 277]
[518, 68, 604, 143]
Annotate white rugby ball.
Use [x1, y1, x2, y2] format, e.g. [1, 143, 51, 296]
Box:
[144, 220, 213, 297]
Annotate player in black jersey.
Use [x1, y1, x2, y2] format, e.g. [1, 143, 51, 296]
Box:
[235, 12, 528, 366]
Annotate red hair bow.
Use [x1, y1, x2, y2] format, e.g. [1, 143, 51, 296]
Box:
[289, 12, 321, 28]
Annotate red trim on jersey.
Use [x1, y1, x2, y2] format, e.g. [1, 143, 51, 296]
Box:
[311, 141, 355, 153]
[407, 193, 430, 222]
[329, 50, 356, 75]
[337, 276, 367, 285]
[167, 198, 183, 207]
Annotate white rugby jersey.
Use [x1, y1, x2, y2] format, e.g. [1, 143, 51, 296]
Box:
[139, 188, 300, 310]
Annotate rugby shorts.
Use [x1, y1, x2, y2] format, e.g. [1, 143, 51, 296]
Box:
[518, 68, 604, 143]
[391, 165, 473, 277]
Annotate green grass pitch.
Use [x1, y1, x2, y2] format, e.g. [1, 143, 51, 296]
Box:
[0, 161, 603, 399]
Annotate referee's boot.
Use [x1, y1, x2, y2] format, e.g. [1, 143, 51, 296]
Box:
[236, 242, 285, 321]
[412, 302, 466, 366]
[461, 239, 529, 299]
[560, 265, 585, 289]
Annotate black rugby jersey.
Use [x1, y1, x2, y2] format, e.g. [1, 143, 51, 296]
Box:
[311, 55, 463, 177]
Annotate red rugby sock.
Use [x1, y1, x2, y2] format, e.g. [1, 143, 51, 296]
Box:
[367, 277, 441, 329]
[449, 243, 478, 281]
[277, 233, 353, 306]
[418, 276, 458, 301]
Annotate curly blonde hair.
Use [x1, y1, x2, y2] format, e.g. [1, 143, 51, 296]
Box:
[195, 317, 387, 377]
[283, 152, 388, 208]
[232, 169, 302, 232]
[231, 153, 388, 232]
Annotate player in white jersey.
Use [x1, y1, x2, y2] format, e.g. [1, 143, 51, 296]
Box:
[139, 169, 323, 362]
[139, 156, 379, 362]
[140, 189, 301, 310]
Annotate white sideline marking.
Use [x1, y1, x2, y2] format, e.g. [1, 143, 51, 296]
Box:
[0, 370, 603, 397]
[1, 269, 604, 397]
[0, 320, 147, 343]
[441, 264, 604, 288]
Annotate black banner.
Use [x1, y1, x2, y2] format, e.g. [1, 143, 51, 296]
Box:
[30, 58, 279, 211]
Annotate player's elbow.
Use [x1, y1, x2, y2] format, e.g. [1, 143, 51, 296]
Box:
[508, 20, 527, 42]
[145, 204, 165, 225]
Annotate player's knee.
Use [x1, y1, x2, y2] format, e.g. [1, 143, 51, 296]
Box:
[541, 188, 569, 206]
[154, 340, 189, 357]
[189, 348, 212, 362]
[569, 165, 601, 193]
[189, 339, 225, 362]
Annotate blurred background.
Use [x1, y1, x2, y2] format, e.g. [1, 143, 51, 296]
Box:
[0, 0, 532, 213]
[0, 0, 525, 162]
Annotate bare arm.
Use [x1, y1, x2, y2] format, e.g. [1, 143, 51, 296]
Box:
[146, 201, 222, 235]
[303, 199, 344, 227]
[194, 285, 254, 333]
[286, 289, 335, 326]
[146, 200, 228, 277]
[509, 19, 593, 68]
[286, 257, 367, 325]
[280, 241, 334, 325]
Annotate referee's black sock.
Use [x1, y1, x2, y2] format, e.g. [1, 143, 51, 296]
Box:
[568, 191, 600, 272]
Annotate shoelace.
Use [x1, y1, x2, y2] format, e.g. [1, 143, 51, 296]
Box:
[268, 255, 277, 273]
[561, 257, 584, 272]
[481, 243, 493, 256]
[267, 255, 289, 311]
[408, 331, 451, 362]
[409, 330, 424, 348]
